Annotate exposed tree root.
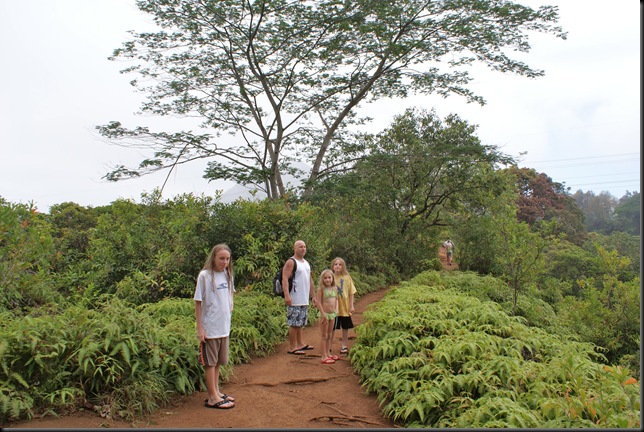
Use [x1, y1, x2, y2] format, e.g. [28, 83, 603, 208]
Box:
[308, 400, 392, 427]
[243, 375, 348, 386]
[309, 414, 384, 427]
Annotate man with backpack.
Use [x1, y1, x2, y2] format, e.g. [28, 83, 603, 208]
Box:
[282, 240, 317, 355]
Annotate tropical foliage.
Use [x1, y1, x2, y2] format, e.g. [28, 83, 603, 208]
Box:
[350, 276, 640, 428]
[1, 80, 639, 427]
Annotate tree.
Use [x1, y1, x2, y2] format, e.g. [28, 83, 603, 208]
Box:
[498, 219, 549, 315]
[98, 0, 565, 199]
[310, 108, 514, 277]
[613, 191, 640, 235]
[509, 166, 586, 244]
[351, 108, 513, 233]
[573, 189, 617, 234]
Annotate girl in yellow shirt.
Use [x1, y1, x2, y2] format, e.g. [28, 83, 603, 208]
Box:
[331, 257, 356, 355]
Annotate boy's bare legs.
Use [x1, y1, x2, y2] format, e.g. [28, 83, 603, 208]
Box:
[204, 365, 233, 407]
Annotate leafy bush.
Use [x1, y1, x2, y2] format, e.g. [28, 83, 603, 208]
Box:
[585, 231, 640, 281]
[542, 240, 601, 285]
[350, 276, 640, 428]
[0, 200, 60, 312]
[0, 291, 289, 424]
[351, 271, 389, 298]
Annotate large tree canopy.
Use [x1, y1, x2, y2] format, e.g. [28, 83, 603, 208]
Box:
[98, 0, 565, 199]
[509, 166, 586, 244]
[339, 108, 515, 233]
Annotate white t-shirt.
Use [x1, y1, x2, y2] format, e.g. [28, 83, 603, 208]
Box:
[193, 269, 233, 338]
[290, 258, 311, 306]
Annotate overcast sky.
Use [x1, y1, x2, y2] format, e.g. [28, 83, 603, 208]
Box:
[0, 0, 640, 213]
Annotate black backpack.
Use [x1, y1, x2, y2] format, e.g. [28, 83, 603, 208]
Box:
[273, 257, 297, 297]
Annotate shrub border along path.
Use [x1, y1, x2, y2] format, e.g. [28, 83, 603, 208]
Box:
[7, 287, 397, 429]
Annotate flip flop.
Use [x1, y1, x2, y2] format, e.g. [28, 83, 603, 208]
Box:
[206, 395, 235, 403]
[340, 347, 348, 354]
[321, 357, 336, 364]
[299, 345, 314, 350]
[205, 399, 235, 409]
[329, 354, 339, 360]
[287, 349, 305, 355]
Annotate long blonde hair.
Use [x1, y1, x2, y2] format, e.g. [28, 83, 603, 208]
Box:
[317, 268, 335, 290]
[331, 257, 350, 276]
[203, 243, 234, 292]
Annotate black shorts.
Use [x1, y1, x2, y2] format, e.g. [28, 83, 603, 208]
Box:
[334, 316, 354, 330]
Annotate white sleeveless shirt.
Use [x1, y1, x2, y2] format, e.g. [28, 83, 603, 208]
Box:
[290, 257, 311, 306]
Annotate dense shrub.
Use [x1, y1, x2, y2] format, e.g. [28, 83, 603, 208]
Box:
[0, 292, 288, 424]
[543, 240, 601, 285]
[0, 200, 60, 312]
[350, 277, 640, 428]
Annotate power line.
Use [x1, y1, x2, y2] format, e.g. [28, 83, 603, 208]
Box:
[564, 172, 640, 180]
[524, 159, 637, 170]
[566, 179, 640, 187]
[522, 152, 640, 164]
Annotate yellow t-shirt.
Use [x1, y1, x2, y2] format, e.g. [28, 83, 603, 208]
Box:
[334, 274, 356, 317]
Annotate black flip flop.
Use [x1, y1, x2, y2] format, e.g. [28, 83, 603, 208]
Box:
[205, 399, 235, 409]
[205, 394, 235, 403]
[299, 345, 314, 350]
[287, 349, 305, 355]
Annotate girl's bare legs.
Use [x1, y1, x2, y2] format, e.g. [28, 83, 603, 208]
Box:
[341, 328, 349, 351]
[326, 319, 334, 357]
[320, 317, 329, 360]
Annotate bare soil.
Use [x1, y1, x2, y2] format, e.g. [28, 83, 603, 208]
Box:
[7, 249, 455, 429]
[7, 289, 395, 429]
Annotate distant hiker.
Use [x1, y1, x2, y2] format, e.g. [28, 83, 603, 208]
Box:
[316, 269, 339, 364]
[194, 244, 236, 409]
[283, 240, 317, 356]
[331, 257, 357, 355]
[443, 239, 455, 266]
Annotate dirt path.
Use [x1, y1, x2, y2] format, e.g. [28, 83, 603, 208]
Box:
[9, 248, 456, 429]
[7, 287, 398, 429]
[438, 245, 459, 270]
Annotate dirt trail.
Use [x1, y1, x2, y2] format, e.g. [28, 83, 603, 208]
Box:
[438, 245, 459, 270]
[7, 288, 398, 429]
[9, 248, 455, 429]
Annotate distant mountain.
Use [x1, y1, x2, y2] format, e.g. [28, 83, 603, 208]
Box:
[219, 184, 264, 203]
[219, 162, 309, 203]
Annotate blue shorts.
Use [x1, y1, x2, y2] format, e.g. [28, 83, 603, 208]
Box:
[287, 305, 309, 327]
